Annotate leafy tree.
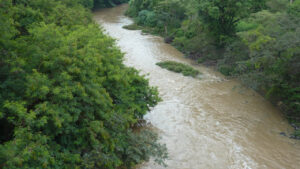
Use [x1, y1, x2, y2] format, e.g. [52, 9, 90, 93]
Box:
[0, 0, 167, 168]
[288, 0, 300, 17]
[197, 0, 255, 45]
[126, 0, 161, 17]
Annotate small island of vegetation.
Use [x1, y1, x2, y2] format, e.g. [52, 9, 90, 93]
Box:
[156, 61, 200, 78]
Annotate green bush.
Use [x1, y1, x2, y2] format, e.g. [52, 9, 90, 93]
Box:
[218, 65, 234, 76]
[137, 10, 158, 27]
[156, 61, 200, 77]
[236, 21, 259, 32]
[126, 0, 161, 17]
[288, 0, 300, 17]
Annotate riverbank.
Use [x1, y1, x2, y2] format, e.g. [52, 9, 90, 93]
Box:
[123, 21, 300, 139]
[123, 0, 300, 138]
[94, 4, 300, 168]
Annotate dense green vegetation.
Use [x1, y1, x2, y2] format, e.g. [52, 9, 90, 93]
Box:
[94, 0, 130, 8]
[0, 0, 168, 168]
[156, 61, 200, 77]
[127, 0, 300, 138]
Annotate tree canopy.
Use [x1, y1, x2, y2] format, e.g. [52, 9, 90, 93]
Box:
[0, 0, 167, 168]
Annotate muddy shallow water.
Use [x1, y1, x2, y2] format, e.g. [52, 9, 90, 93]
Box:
[94, 4, 300, 169]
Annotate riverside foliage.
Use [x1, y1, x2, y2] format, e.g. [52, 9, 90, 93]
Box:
[0, 0, 167, 168]
[156, 61, 200, 77]
[127, 0, 300, 138]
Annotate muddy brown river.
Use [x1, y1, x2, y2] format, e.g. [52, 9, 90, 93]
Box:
[94, 4, 300, 169]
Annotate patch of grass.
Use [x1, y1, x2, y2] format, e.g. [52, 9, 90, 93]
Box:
[123, 23, 161, 36]
[156, 61, 200, 78]
[122, 23, 142, 30]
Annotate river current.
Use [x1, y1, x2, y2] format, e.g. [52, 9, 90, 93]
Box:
[94, 4, 300, 169]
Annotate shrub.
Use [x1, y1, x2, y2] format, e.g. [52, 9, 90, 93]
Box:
[236, 21, 259, 32]
[137, 10, 158, 27]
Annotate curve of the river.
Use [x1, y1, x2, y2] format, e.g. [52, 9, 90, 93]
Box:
[94, 4, 300, 169]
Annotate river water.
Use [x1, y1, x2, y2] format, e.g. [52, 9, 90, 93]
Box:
[94, 4, 300, 169]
